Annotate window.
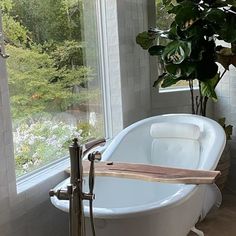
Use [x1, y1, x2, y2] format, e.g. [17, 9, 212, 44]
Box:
[156, 0, 197, 91]
[1, 0, 105, 177]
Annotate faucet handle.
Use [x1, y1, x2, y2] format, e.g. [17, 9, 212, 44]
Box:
[88, 151, 102, 162]
[49, 188, 69, 200]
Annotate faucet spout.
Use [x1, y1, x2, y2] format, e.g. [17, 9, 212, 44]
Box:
[83, 138, 106, 156]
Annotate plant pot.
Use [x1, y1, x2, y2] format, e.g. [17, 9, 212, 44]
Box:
[215, 142, 231, 191]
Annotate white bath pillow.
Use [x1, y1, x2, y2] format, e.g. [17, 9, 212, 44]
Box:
[150, 122, 200, 140]
[151, 138, 200, 169]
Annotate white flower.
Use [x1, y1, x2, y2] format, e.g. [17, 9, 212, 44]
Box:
[22, 163, 29, 170]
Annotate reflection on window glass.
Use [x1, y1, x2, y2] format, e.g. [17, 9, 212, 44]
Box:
[1, 0, 105, 177]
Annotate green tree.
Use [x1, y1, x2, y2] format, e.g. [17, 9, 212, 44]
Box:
[0, 0, 13, 13]
[11, 0, 83, 43]
[51, 40, 84, 69]
[7, 44, 93, 120]
[1, 0, 29, 46]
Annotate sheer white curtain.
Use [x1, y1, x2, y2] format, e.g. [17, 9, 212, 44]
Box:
[0, 31, 68, 234]
[0, 9, 19, 235]
[0, 8, 73, 235]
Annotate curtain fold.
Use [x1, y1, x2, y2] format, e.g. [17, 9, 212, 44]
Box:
[0, 9, 18, 235]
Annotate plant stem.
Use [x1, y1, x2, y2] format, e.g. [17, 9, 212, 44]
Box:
[218, 69, 227, 85]
[195, 96, 200, 115]
[198, 81, 203, 115]
[203, 97, 208, 117]
[189, 80, 195, 114]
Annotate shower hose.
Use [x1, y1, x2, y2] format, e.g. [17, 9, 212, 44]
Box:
[88, 153, 96, 236]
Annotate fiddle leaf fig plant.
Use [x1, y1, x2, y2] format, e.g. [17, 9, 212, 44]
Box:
[137, 0, 236, 116]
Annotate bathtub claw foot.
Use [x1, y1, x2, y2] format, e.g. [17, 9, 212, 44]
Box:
[191, 226, 204, 236]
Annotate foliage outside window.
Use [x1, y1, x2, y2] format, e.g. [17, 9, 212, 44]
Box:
[1, 0, 105, 177]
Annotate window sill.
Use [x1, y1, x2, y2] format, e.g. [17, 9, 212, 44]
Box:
[17, 157, 70, 194]
[16, 139, 111, 194]
[159, 87, 199, 93]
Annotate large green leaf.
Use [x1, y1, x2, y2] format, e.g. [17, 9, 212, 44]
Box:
[162, 40, 191, 64]
[168, 4, 181, 14]
[167, 22, 178, 40]
[163, 0, 172, 6]
[184, 20, 204, 39]
[218, 13, 236, 43]
[196, 60, 218, 81]
[200, 73, 220, 101]
[165, 61, 196, 77]
[175, 2, 200, 30]
[207, 10, 236, 43]
[206, 0, 230, 7]
[153, 73, 166, 88]
[205, 8, 226, 25]
[161, 74, 179, 88]
[165, 64, 181, 76]
[201, 83, 217, 101]
[148, 45, 165, 56]
[210, 72, 220, 88]
[136, 32, 156, 50]
[163, 0, 178, 7]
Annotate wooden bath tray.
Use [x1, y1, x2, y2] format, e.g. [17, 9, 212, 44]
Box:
[66, 161, 220, 185]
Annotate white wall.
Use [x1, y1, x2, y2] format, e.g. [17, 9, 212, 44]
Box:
[117, 0, 152, 127]
[152, 89, 194, 115]
[214, 64, 236, 191]
[1, 200, 68, 236]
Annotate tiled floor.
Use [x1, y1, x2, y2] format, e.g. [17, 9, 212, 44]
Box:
[188, 190, 236, 236]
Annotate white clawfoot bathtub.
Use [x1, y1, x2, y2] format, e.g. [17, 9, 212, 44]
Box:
[51, 114, 226, 236]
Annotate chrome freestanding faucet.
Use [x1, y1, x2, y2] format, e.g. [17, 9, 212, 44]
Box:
[49, 138, 105, 236]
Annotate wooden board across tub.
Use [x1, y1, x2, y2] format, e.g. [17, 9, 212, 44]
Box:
[66, 161, 220, 185]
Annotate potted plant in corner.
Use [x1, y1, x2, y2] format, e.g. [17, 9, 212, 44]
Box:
[136, 0, 236, 189]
